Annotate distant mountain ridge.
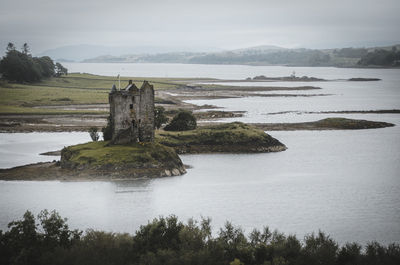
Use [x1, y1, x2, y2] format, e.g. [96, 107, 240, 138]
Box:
[39, 43, 400, 67]
[232, 45, 288, 54]
[37, 44, 223, 62]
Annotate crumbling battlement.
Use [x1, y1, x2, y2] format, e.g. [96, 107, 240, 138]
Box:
[109, 80, 155, 144]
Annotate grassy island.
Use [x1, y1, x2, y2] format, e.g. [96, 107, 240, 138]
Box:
[0, 142, 186, 180]
[60, 141, 186, 178]
[157, 122, 287, 154]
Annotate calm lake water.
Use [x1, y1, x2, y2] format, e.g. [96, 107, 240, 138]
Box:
[1, 63, 399, 245]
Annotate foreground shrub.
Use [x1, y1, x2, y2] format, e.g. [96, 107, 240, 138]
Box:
[1, 210, 400, 265]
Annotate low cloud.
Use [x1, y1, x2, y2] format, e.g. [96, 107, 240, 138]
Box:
[1, 0, 399, 54]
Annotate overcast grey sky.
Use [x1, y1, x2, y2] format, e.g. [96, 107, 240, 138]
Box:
[1, 0, 399, 54]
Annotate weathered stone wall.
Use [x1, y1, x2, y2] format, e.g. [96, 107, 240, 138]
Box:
[109, 81, 154, 144]
[139, 81, 155, 141]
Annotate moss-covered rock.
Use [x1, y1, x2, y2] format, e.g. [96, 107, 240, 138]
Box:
[61, 141, 186, 178]
[156, 122, 286, 154]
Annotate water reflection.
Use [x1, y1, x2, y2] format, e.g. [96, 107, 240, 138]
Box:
[113, 179, 153, 193]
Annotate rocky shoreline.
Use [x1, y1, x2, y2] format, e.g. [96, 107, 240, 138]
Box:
[0, 161, 186, 181]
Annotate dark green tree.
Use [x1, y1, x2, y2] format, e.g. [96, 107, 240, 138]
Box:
[0, 210, 81, 265]
[302, 231, 338, 265]
[2, 210, 400, 265]
[55, 62, 68, 76]
[0, 47, 41, 82]
[358, 48, 399, 66]
[6, 42, 15, 52]
[164, 110, 197, 131]
[88, 127, 100, 141]
[2, 211, 39, 265]
[38, 210, 82, 249]
[22, 43, 30, 55]
[337, 242, 362, 265]
[154, 106, 168, 129]
[34, 56, 55, 78]
[0, 42, 61, 82]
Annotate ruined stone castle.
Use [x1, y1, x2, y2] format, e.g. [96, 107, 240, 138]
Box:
[109, 80, 155, 144]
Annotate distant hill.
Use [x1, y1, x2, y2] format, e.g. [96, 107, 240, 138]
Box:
[232, 45, 288, 54]
[82, 52, 201, 64]
[182, 44, 400, 67]
[37, 45, 222, 62]
[42, 43, 400, 67]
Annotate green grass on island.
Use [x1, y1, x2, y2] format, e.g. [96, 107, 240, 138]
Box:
[62, 123, 286, 171]
[61, 141, 185, 177]
[156, 122, 287, 153]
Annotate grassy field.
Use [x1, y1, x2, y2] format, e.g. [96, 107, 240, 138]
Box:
[0, 74, 187, 115]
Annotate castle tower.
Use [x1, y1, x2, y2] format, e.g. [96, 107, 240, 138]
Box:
[108, 80, 155, 144]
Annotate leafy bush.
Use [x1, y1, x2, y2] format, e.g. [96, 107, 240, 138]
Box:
[0, 210, 81, 265]
[55, 62, 68, 76]
[34, 56, 55, 78]
[164, 110, 196, 131]
[102, 115, 113, 141]
[88, 127, 99, 141]
[154, 106, 169, 129]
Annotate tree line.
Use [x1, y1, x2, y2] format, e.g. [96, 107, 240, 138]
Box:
[187, 47, 400, 67]
[358, 47, 400, 67]
[1, 210, 399, 265]
[187, 50, 332, 67]
[0, 43, 67, 83]
[128, 46, 400, 67]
